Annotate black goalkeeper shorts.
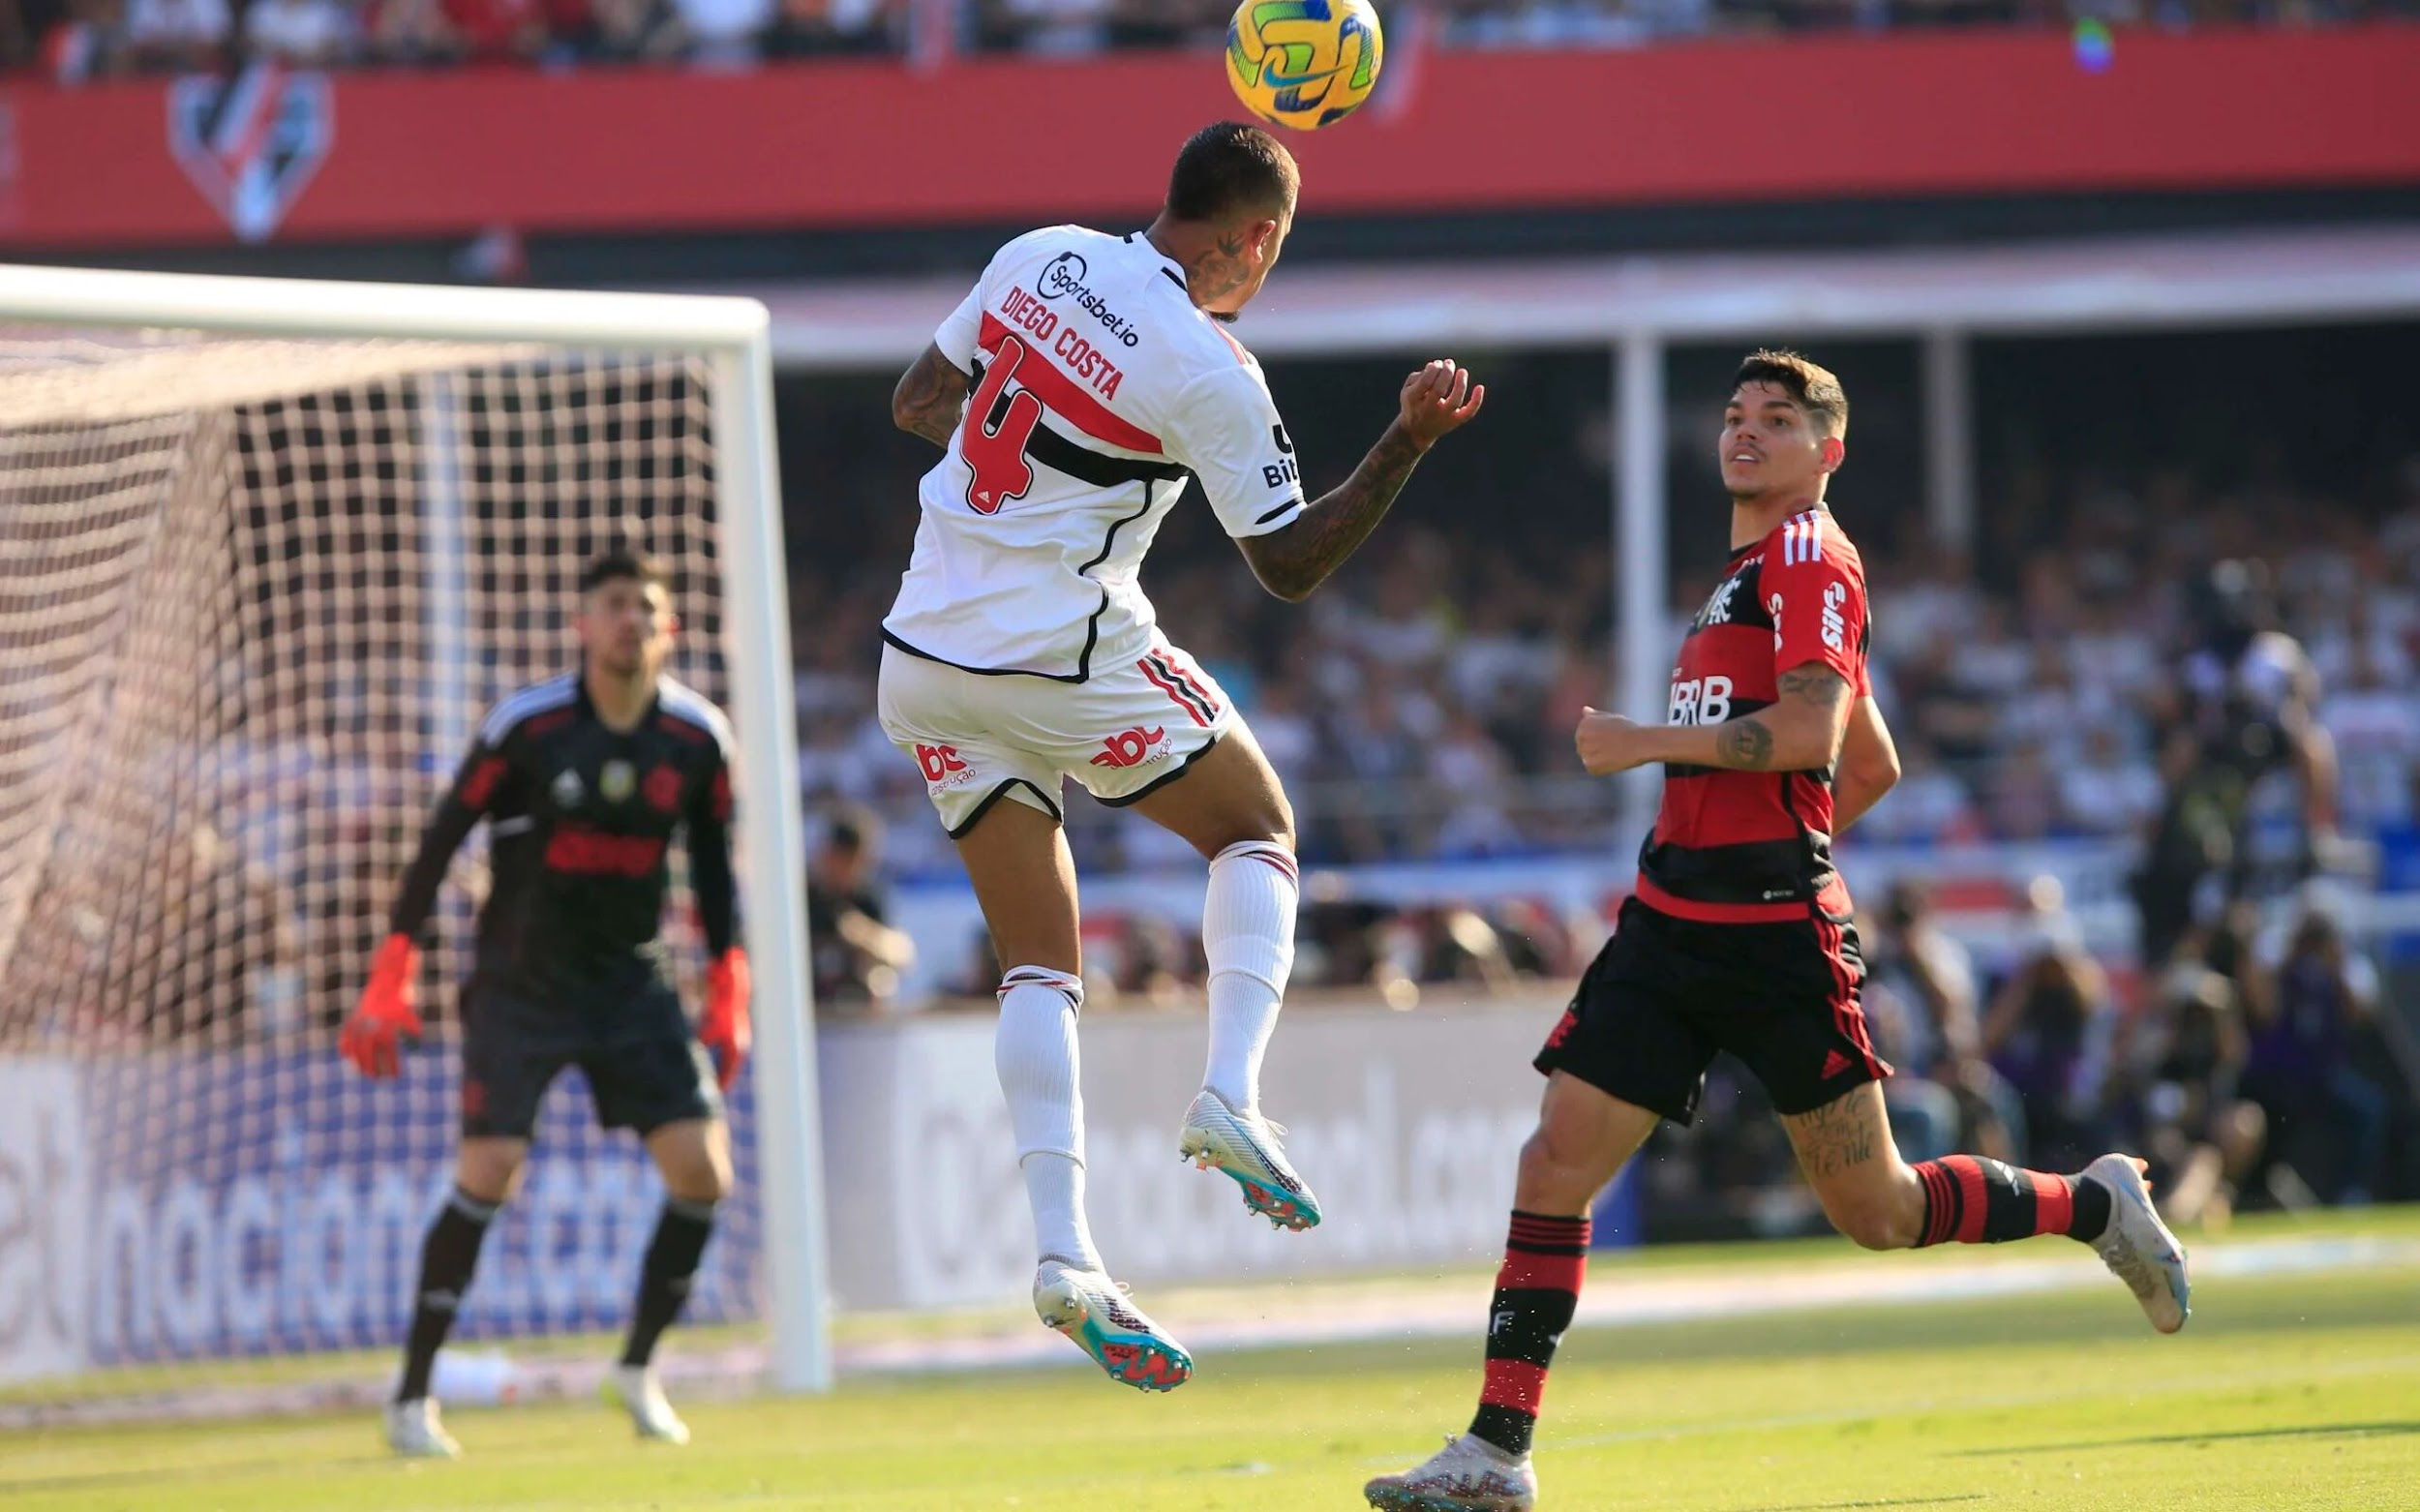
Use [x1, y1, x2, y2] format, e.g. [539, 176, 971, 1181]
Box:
[458, 977, 721, 1141]
[1535, 896, 1891, 1124]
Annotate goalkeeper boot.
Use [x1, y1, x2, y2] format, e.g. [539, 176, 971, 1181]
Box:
[383, 1398, 462, 1460]
[603, 1363, 692, 1444]
[1033, 1257, 1193, 1392]
[2084, 1153, 2192, 1334]
[1365, 1435, 1538, 1512]
[1179, 1086, 1322, 1231]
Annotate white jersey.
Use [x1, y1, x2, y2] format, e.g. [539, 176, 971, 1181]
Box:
[882, 226, 1306, 681]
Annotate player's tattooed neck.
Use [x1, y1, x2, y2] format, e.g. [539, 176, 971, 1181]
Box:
[1186, 232, 1251, 305]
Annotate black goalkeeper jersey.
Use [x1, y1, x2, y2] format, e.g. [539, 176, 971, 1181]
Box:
[389, 671, 739, 998]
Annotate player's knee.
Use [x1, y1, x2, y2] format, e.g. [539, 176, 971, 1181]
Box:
[1514, 1126, 1601, 1212]
[455, 1149, 526, 1207]
[1826, 1193, 1920, 1251]
[656, 1137, 732, 1204]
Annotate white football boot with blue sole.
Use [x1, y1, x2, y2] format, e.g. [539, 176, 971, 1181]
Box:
[1178, 1086, 1323, 1231]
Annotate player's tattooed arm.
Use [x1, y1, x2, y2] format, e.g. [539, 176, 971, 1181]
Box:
[1238, 420, 1426, 602]
[1238, 360, 1485, 602]
[1578, 662, 1851, 775]
[891, 344, 970, 449]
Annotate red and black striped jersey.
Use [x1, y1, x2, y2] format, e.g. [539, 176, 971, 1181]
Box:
[1636, 507, 1872, 925]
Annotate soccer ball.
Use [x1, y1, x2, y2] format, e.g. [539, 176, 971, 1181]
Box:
[1225, 0, 1385, 133]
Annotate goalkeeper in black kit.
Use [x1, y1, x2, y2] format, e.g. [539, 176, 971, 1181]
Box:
[340, 550, 753, 1458]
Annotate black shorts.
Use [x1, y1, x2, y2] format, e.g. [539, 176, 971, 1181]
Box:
[1535, 896, 1891, 1124]
[459, 977, 721, 1141]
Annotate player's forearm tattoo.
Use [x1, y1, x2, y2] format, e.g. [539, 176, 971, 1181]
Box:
[1716, 717, 1775, 771]
[1779, 664, 1851, 711]
[892, 346, 968, 449]
[1242, 420, 1425, 600]
[1184, 230, 1252, 304]
[1785, 1094, 1878, 1179]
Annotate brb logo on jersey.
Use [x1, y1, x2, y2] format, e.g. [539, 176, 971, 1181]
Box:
[1090, 726, 1168, 771]
[1821, 581, 1849, 650]
[1668, 675, 1734, 727]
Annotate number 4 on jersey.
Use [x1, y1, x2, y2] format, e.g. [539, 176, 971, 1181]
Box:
[963, 336, 1044, 514]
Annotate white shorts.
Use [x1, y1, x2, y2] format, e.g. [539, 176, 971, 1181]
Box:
[877, 641, 1234, 836]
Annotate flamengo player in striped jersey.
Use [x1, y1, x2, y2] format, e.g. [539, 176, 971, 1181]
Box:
[1367, 352, 2191, 1512]
[881, 122, 1484, 1391]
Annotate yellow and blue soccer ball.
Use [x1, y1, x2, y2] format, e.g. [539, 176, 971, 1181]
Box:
[1225, 0, 1385, 132]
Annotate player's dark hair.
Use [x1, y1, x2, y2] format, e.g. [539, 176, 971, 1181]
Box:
[578, 549, 670, 596]
[1734, 348, 1848, 438]
[1166, 122, 1299, 223]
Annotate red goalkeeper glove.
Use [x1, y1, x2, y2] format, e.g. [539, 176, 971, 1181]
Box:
[701, 948, 752, 1093]
[340, 934, 424, 1079]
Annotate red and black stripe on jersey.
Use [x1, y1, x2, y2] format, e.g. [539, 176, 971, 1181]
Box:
[1636, 508, 1873, 925]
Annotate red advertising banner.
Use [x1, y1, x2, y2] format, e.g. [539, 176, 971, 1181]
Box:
[4, 26, 2417, 250]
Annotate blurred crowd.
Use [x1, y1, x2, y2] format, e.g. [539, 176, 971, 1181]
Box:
[799, 455, 2420, 881]
[14, 0, 2414, 80]
[1644, 871, 2420, 1235]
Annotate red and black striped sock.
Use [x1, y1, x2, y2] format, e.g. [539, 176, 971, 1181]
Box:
[1467, 1210, 1590, 1458]
[1910, 1155, 2111, 1246]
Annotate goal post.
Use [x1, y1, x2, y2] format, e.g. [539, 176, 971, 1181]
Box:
[0, 264, 830, 1395]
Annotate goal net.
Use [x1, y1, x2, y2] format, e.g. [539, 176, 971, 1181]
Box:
[0, 322, 787, 1397]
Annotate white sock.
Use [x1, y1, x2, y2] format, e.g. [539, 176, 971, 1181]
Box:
[994, 966, 1101, 1270]
[1200, 840, 1299, 1111]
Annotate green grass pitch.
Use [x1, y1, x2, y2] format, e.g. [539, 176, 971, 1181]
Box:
[9, 1221, 2418, 1511]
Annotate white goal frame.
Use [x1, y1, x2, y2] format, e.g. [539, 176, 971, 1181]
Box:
[0, 262, 832, 1393]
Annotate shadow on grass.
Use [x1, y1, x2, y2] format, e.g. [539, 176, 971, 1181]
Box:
[1950, 1419, 2420, 1456]
[1736, 1497, 1988, 1512]
[0, 1454, 394, 1496]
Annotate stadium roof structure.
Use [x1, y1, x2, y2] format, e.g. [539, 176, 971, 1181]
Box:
[748, 226, 2420, 365]
[737, 225, 2420, 817]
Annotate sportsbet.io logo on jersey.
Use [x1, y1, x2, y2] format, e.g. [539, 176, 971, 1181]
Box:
[1035, 253, 1142, 349]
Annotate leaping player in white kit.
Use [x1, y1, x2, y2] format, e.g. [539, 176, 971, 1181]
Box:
[881, 122, 1485, 1390]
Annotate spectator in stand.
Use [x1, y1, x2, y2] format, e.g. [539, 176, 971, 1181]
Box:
[2127, 961, 2263, 1229]
[1982, 875, 2116, 1170]
[2058, 723, 2164, 836]
[45, 0, 133, 80]
[2241, 900, 2390, 1204]
[244, 0, 353, 63]
[2321, 645, 2420, 832]
[667, 0, 771, 60]
[806, 806, 915, 1012]
[582, 0, 688, 62]
[125, 0, 228, 71]
[1861, 878, 2023, 1162]
[764, 0, 893, 55]
[365, 0, 462, 62]
[980, 0, 1111, 53]
[440, 0, 552, 60]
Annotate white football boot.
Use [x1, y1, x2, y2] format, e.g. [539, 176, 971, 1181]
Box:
[1365, 1435, 1539, 1512]
[2084, 1152, 2192, 1334]
[383, 1397, 463, 1460]
[1033, 1256, 1194, 1392]
[602, 1362, 692, 1444]
[1177, 1086, 1323, 1231]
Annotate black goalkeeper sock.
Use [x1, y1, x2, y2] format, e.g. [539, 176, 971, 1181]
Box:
[396, 1186, 499, 1403]
[620, 1197, 719, 1368]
